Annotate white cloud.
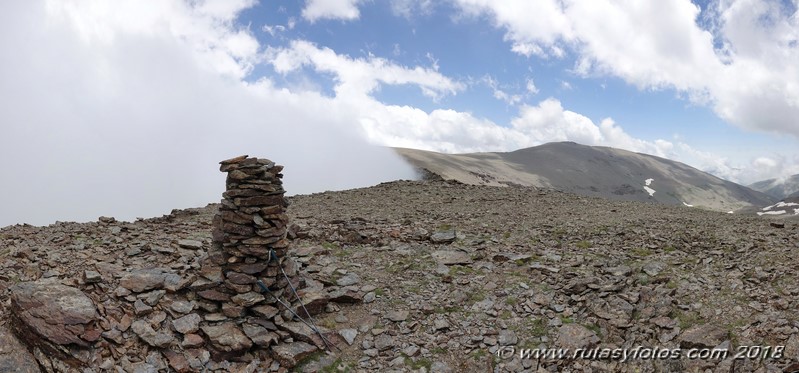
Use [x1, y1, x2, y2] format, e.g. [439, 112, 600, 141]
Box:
[526, 78, 539, 94]
[390, 0, 434, 18]
[3, 0, 794, 229]
[262, 24, 286, 37]
[266, 40, 465, 100]
[482, 75, 522, 105]
[450, 0, 799, 138]
[302, 0, 364, 23]
[0, 0, 416, 227]
[454, 0, 573, 58]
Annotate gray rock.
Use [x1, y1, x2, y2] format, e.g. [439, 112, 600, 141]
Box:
[134, 299, 153, 315]
[498, 329, 518, 346]
[119, 269, 166, 293]
[201, 323, 253, 358]
[177, 239, 203, 249]
[432, 250, 473, 265]
[84, 270, 102, 283]
[679, 324, 728, 349]
[386, 310, 409, 322]
[231, 292, 264, 307]
[431, 361, 453, 373]
[557, 324, 599, 350]
[430, 230, 456, 244]
[172, 313, 201, 334]
[271, 341, 317, 368]
[242, 323, 277, 347]
[336, 273, 361, 286]
[143, 290, 166, 306]
[605, 265, 632, 277]
[642, 261, 666, 276]
[374, 334, 395, 351]
[170, 300, 194, 314]
[339, 328, 358, 345]
[131, 320, 175, 348]
[402, 345, 420, 357]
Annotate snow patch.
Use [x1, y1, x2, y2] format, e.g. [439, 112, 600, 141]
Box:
[762, 201, 799, 211]
[727, 211, 734, 214]
[794, 208, 799, 215]
[645, 178, 653, 186]
[643, 186, 655, 196]
[682, 202, 693, 207]
[757, 210, 787, 216]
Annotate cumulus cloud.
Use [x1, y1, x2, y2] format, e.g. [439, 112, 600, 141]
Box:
[301, 0, 364, 23]
[0, 0, 416, 227]
[450, 0, 799, 138]
[454, 0, 572, 58]
[253, 27, 797, 183]
[266, 40, 465, 100]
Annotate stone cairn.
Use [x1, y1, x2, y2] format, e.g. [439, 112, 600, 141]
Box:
[201, 155, 303, 360]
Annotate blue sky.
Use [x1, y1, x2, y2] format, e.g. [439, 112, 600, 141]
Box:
[2, 0, 799, 226]
[241, 0, 799, 177]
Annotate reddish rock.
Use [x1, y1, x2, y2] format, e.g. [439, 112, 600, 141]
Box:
[328, 288, 362, 304]
[0, 325, 40, 373]
[226, 271, 256, 285]
[234, 195, 284, 207]
[201, 323, 253, 361]
[219, 155, 249, 165]
[163, 350, 191, 373]
[181, 333, 205, 348]
[197, 289, 231, 302]
[10, 280, 97, 347]
[271, 341, 317, 368]
[679, 325, 728, 349]
[80, 327, 102, 342]
[293, 290, 329, 318]
[118, 269, 166, 293]
[231, 262, 268, 275]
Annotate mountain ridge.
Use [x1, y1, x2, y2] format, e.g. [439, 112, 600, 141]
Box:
[395, 141, 775, 213]
[749, 174, 799, 200]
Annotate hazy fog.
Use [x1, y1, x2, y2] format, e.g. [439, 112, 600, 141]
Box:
[0, 2, 416, 227]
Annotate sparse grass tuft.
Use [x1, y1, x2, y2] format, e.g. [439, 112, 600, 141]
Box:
[676, 310, 702, 330]
[584, 323, 602, 337]
[404, 357, 433, 370]
[321, 241, 339, 250]
[575, 240, 591, 249]
[320, 358, 350, 373]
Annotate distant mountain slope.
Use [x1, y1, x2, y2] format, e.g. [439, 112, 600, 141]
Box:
[395, 142, 776, 212]
[748, 174, 799, 200]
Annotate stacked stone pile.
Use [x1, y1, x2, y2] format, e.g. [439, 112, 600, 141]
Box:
[200, 155, 303, 358]
[211, 155, 292, 291]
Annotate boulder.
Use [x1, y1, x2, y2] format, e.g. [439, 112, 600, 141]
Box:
[10, 280, 97, 347]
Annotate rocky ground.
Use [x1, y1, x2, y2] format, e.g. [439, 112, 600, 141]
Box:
[1, 179, 798, 372]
